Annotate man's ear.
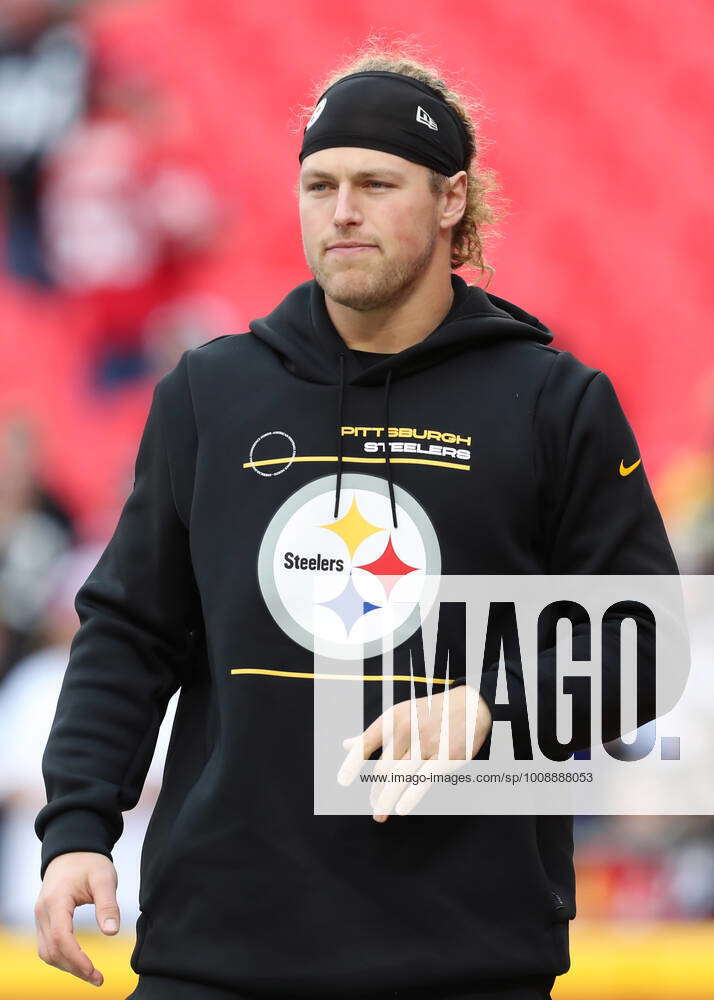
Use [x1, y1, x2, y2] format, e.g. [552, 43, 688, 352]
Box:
[440, 170, 467, 231]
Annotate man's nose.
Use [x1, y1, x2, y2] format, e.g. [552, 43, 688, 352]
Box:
[332, 184, 362, 226]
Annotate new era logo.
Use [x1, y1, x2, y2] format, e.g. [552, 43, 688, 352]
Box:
[416, 105, 438, 131]
[306, 97, 327, 130]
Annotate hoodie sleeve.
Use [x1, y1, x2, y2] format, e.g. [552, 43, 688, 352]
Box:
[452, 350, 680, 754]
[34, 351, 203, 880]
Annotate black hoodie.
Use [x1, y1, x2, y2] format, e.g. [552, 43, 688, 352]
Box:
[35, 273, 678, 1000]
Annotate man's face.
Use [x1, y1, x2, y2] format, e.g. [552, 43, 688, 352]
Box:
[298, 147, 444, 311]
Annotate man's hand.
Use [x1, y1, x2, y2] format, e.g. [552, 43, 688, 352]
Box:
[337, 682, 492, 822]
[34, 851, 120, 988]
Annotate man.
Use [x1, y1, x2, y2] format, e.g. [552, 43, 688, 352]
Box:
[34, 58, 678, 999]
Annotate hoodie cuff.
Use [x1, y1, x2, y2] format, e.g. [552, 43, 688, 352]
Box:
[38, 809, 114, 881]
[477, 667, 501, 718]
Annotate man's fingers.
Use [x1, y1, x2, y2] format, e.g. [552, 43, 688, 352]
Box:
[337, 735, 368, 786]
[337, 710, 395, 786]
[90, 869, 120, 935]
[41, 898, 103, 986]
[370, 734, 414, 805]
[369, 738, 396, 811]
[371, 749, 426, 817]
[393, 757, 447, 816]
[369, 705, 427, 812]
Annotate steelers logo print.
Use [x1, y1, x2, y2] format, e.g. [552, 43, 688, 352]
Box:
[257, 473, 442, 660]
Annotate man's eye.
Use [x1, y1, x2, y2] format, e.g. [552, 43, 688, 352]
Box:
[306, 181, 390, 191]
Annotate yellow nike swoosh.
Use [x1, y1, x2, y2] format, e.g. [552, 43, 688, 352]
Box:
[619, 458, 641, 477]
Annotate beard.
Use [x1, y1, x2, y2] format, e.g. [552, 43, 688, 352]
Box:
[305, 226, 439, 312]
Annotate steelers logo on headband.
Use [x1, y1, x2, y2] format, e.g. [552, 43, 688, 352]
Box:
[299, 70, 471, 177]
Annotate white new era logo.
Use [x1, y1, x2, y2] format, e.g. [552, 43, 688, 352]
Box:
[416, 105, 438, 130]
[306, 97, 327, 130]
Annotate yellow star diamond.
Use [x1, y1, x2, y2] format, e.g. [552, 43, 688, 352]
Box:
[320, 495, 384, 559]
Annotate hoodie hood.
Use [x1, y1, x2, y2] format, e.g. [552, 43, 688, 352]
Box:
[249, 272, 553, 388]
[249, 273, 554, 532]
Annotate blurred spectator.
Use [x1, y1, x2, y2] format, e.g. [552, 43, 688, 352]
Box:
[0, 0, 224, 389]
[0, 0, 89, 285]
[667, 819, 714, 919]
[657, 372, 714, 574]
[40, 50, 222, 388]
[0, 542, 177, 929]
[0, 412, 74, 681]
[141, 292, 241, 378]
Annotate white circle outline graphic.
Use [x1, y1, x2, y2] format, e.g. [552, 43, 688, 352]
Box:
[249, 430, 297, 477]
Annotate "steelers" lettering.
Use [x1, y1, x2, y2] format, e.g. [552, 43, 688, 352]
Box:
[283, 552, 345, 572]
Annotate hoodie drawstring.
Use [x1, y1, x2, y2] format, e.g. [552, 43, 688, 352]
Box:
[334, 354, 346, 519]
[382, 369, 398, 529]
[334, 353, 398, 530]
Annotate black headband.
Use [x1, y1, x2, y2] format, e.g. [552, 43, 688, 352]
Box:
[299, 70, 471, 177]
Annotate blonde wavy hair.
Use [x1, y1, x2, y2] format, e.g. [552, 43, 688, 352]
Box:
[293, 37, 508, 285]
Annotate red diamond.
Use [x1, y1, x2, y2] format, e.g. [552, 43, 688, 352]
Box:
[354, 537, 419, 598]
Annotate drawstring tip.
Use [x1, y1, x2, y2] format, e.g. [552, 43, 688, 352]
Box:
[390, 497, 398, 530]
